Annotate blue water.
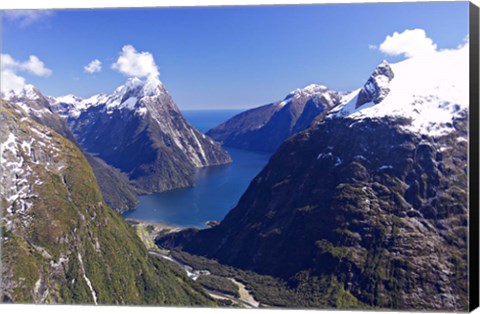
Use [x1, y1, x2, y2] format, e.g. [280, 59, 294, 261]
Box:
[122, 110, 271, 228]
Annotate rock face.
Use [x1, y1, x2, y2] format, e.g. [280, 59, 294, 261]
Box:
[51, 77, 231, 193]
[157, 45, 470, 310]
[206, 84, 341, 152]
[6, 86, 138, 213]
[355, 61, 394, 109]
[0, 100, 215, 305]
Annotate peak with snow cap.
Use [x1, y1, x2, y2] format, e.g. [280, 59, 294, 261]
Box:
[114, 76, 164, 99]
[49, 76, 166, 118]
[3, 84, 43, 101]
[280, 84, 339, 109]
[285, 84, 329, 100]
[102, 76, 165, 113]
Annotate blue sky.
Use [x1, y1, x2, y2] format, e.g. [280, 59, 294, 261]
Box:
[1, 2, 469, 109]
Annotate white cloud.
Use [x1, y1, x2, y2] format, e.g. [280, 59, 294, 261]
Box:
[84, 59, 102, 74]
[377, 29, 437, 58]
[22, 55, 52, 77]
[1, 53, 52, 94]
[3, 10, 54, 27]
[111, 45, 159, 79]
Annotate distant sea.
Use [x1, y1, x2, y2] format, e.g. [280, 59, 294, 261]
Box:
[122, 109, 272, 228]
[181, 109, 243, 133]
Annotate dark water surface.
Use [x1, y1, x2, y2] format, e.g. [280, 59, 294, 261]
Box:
[122, 109, 271, 228]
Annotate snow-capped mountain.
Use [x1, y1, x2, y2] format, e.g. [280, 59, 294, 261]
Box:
[51, 76, 231, 193]
[331, 43, 469, 137]
[207, 83, 341, 152]
[158, 45, 469, 310]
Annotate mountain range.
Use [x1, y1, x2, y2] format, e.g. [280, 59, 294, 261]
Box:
[3, 77, 232, 213]
[0, 73, 235, 304]
[0, 99, 215, 305]
[157, 44, 470, 310]
[0, 35, 471, 309]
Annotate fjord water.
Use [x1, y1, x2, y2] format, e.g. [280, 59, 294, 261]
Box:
[122, 110, 271, 227]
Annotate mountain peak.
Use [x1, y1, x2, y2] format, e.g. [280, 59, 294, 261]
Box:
[53, 94, 83, 105]
[285, 84, 329, 99]
[4, 84, 43, 101]
[104, 76, 165, 114]
[118, 76, 164, 98]
[280, 84, 337, 108]
[355, 61, 395, 109]
[48, 76, 168, 119]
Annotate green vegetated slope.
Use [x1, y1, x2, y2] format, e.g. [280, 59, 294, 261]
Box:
[0, 101, 214, 306]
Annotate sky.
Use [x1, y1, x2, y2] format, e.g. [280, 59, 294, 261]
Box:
[1, 1, 470, 109]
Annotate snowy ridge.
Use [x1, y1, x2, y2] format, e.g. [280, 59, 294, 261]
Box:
[49, 76, 165, 118]
[4, 84, 41, 101]
[54, 94, 83, 105]
[330, 44, 469, 136]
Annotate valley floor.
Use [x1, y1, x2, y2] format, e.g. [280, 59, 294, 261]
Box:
[126, 219, 262, 308]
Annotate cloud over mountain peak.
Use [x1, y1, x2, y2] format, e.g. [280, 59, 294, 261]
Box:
[111, 45, 159, 79]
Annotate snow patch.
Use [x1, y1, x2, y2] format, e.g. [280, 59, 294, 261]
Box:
[118, 96, 138, 110]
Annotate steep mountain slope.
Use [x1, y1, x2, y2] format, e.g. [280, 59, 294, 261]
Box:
[6, 86, 138, 213]
[0, 100, 215, 305]
[84, 154, 138, 213]
[206, 84, 340, 152]
[157, 45, 470, 310]
[51, 77, 231, 193]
